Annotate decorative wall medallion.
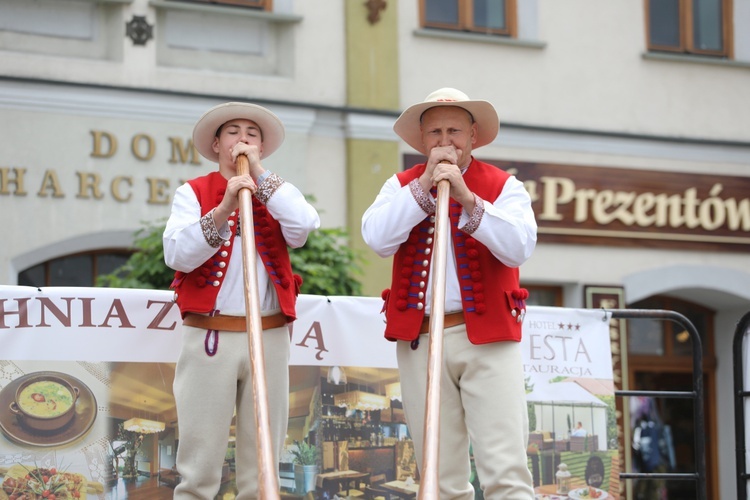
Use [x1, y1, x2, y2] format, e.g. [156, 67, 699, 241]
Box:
[125, 15, 153, 46]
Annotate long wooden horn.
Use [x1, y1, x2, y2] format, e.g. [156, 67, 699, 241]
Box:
[236, 155, 281, 499]
[418, 177, 451, 500]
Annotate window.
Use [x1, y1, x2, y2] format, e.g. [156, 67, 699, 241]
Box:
[524, 285, 562, 307]
[18, 251, 130, 287]
[171, 0, 269, 9]
[627, 296, 713, 358]
[420, 0, 517, 37]
[646, 0, 731, 57]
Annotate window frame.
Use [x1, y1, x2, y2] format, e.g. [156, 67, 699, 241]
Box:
[419, 0, 517, 38]
[171, 0, 271, 10]
[523, 285, 563, 307]
[18, 250, 132, 287]
[645, 0, 733, 58]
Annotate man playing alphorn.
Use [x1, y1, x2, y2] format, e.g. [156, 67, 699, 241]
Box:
[362, 88, 537, 499]
[164, 102, 319, 499]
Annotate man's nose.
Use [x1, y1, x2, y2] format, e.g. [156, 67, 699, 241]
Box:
[437, 132, 451, 146]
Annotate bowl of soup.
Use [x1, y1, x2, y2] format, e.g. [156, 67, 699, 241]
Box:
[9, 375, 79, 431]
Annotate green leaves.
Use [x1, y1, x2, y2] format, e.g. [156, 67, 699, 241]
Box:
[290, 227, 365, 297]
[290, 440, 319, 465]
[96, 218, 173, 290]
[96, 214, 365, 296]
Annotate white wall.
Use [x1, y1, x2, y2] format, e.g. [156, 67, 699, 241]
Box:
[0, 79, 348, 283]
[0, 0, 348, 106]
[396, 0, 750, 141]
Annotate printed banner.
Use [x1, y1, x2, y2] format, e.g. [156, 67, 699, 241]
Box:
[0, 286, 615, 499]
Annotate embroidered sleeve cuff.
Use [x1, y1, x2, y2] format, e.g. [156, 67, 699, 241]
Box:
[256, 172, 285, 205]
[409, 178, 436, 214]
[256, 170, 272, 184]
[200, 208, 225, 247]
[460, 194, 485, 235]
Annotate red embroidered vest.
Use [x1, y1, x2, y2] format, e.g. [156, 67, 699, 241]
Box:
[382, 158, 527, 344]
[170, 171, 301, 321]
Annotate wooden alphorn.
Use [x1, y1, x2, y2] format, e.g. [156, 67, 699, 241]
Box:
[236, 155, 281, 500]
[418, 177, 451, 500]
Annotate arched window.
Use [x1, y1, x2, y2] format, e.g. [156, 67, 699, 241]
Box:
[17, 251, 131, 287]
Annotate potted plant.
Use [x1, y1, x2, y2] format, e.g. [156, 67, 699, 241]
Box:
[291, 440, 319, 494]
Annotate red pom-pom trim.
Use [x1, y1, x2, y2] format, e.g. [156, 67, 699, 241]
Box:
[467, 249, 479, 259]
[381, 289, 390, 300]
[474, 283, 484, 292]
[398, 289, 408, 299]
[401, 268, 412, 278]
[475, 303, 487, 314]
[396, 299, 408, 311]
[404, 257, 414, 266]
[465, 238, 477, 248]
[406, 246, 417, 256]
[281, 278, 291, 288]
[197, 276, 207, 286]
[469, 261, 480, 271]
[471, 271, 482, 281]
[475, 293, 485, 303]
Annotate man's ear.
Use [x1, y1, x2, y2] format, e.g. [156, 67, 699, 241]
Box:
[470, 122, 478, 145]
[212, 136, 220, 154]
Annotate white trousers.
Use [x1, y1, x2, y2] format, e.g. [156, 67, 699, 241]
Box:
[396, 324, 534, 500]
[173, 324, 290, 500]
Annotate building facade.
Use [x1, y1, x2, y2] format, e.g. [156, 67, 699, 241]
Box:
[1, 0, 749, 498]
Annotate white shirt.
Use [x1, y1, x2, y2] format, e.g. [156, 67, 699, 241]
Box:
[163, 179, 320, 315]
[361, 168, 536, 315]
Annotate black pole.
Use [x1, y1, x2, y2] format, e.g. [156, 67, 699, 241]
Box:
[733, 311, 750, 500]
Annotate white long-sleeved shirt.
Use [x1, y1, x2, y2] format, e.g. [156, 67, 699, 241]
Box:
[163, 179, 320, 315]
[361, 169, 536, 315]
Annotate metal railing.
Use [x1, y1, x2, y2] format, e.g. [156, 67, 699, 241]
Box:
[608, 309, 707, 500]
[733, 310, 750, 500]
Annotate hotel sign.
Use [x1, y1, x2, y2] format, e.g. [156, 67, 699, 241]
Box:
[406, 155, 750, 252]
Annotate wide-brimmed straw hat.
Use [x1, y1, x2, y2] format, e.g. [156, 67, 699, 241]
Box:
[192, 102, 285, 162]
[393, 88, 499, 154]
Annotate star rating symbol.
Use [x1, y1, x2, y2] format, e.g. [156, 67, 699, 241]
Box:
[558, 322, 581, 330]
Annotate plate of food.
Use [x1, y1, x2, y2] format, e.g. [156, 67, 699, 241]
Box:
[0, 464, 104, 499]
[567, 486, 607, 499]
[0, 371, 97, 447]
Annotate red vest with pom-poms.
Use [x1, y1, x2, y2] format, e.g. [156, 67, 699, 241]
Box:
[170, 171, 301, 322]
[381, 158, 526, 345]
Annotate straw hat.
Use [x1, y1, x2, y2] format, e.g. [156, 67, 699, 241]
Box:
[192, 102, 285, 162]
[393, 88, 499, 154]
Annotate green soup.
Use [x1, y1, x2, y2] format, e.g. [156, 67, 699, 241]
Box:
[18, 380, 74, 418]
